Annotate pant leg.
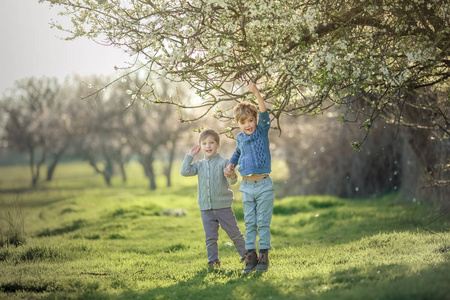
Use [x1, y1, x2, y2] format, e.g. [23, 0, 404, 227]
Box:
[214, 207, 246, 259]
[240, 177, 274, 251]
[240, 181, 258, 250]
[200, 210, 220, 262]
[255, 177, 274, 250]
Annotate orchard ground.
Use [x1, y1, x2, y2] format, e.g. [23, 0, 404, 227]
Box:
[0, 161, 449, 299]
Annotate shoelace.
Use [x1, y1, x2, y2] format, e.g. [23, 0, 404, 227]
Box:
[244, 252, 256, 264]
[257, 253, 267, 263]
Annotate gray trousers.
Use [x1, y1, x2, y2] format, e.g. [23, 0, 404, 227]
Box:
[200, 207, 246, 262]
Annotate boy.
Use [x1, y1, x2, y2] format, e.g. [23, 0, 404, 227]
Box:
[224, 82, 274, 273]
[181, 129, 246, 268]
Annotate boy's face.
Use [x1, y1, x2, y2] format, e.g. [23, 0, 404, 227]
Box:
[238, 115, 257, 135]
[200, 135, 219, 157]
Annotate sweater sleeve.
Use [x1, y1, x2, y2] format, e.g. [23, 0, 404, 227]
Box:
[258, 110, 271, 132]
[229, 146, 241, 166]
[180, 154, 198, 176]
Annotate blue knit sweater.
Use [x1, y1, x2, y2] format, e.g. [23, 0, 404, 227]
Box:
[230, 110, 271, 176]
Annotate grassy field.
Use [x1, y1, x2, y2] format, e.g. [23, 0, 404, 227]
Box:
[0, 161, 449, 300]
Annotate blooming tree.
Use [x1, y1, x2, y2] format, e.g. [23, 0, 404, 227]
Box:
[42, 0, 449, 145]
[1, 77, 61, 187]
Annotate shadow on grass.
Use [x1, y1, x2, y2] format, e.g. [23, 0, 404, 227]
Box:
[0, 186, 96, 195]
[30, 262, 450, 300]
[37, 268, 284, 300]
[270, 193, 450, 246]
[316, 262, 450, 300]
[0, 191, 76, 209]
[37, 219, 86, 237]
[0, 187, 32, 194]
[129, 270, 274, 300]
[23, 197, 70, 208]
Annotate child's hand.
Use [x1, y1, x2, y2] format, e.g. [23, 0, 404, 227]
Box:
[223, 168, 236, 179]
[224, 163, 235, 178]
[224, 163, 234, 172]
[223, 168, 232, 178]
[247, 81, 258, 94]
[246, 81, 266, 112]
[188, 145, 201, 156]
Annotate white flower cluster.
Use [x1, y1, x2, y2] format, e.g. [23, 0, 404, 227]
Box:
[50, 0, 449, 109]
[405, 48, 435, 64]
[303, 6, 320, 33]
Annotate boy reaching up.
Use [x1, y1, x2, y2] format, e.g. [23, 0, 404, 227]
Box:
[224, 82, 274, 273]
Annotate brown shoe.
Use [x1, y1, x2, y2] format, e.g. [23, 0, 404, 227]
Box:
[242, 249, 258, 273]
[256, 249, 269, 272]
[208, 259, 221, 269]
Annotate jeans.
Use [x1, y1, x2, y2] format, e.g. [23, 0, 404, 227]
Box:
[239, 176, 274, 250]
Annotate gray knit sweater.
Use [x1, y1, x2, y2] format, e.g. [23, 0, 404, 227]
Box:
[180, 153, 237, 211]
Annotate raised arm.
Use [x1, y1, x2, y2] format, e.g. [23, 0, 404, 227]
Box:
[180, 145, 201, 176]
[247, 82, 266, 113]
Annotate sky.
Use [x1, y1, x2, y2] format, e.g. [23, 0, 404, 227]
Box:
[0, 0, 129, 96]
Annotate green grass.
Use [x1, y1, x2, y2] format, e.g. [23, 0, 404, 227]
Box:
[0, 161, 449, 300]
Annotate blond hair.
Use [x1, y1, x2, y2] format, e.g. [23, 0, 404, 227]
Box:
[234, 102, 258, 123]
[198, 129, 220, 144]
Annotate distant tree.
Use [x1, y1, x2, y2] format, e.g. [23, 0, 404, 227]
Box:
[82, 73, 191, 189]
[0, 77, 60, 188]
[122, 86, 182, 190]
[154, 79, 192, 187]
[70, 75, 132, 186]
[43, 80, 79, 181]
[123, 102, 168, 190]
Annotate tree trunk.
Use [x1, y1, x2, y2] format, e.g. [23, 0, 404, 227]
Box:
[140, 154, 157, 190]
[29, 147, 36, 188]
[29, 146, 46, 188]
[87, 156, 113, 186]
[46, 148, 66, 181]
[165, 167, 171, 187]
[103, 173, 112, 186]
[103, 156, 113, 187]
[118, 160, 127, 183]
[165, 139, 177, 187]
[149, 167, 156, 190]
